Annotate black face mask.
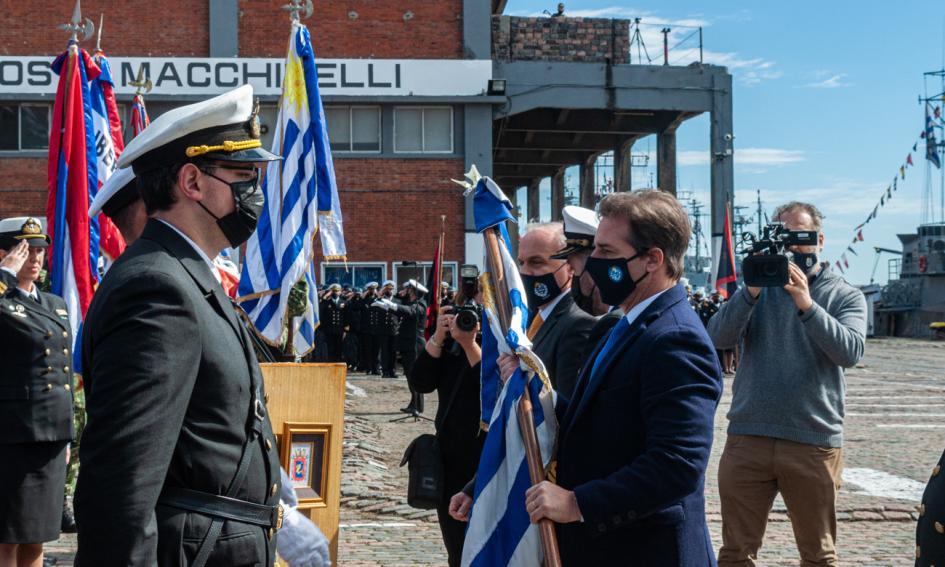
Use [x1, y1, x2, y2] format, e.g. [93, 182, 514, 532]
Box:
[790, 251, 819, 274]
[198, 167, 264, 248]
[570, 272, 596, 315]
[521, 263, 566, 308]
[584, 250, 649, 307]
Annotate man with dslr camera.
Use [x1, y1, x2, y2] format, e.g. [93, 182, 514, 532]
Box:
[708, 201, 866, 566]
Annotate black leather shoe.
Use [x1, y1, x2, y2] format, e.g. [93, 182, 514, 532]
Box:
[61, 499, 77, 534]
[400, 406, 416, 414]
[44, 557, 58, 567]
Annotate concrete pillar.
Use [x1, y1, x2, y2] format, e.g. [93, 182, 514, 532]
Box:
[527, 179, 541, 223]
[579, 154, 598, 209]
[209, 0, 238, 57]
[710, 73, 735, 284]
[551, 169, 565, 220]
[613, 138, 633, 192]
[508, 186, 520, 255]
[657, 127, 677, 196]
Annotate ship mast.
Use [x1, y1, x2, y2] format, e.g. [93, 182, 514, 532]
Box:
[919, 69, 945, 224]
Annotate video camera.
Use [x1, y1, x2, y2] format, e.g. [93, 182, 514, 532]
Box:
[740, 222, 819, 287]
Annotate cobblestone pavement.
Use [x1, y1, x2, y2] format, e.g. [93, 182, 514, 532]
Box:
[45, 338, 945, 565]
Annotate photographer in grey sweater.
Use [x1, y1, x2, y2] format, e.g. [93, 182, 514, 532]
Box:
[709, 202, 866, 567]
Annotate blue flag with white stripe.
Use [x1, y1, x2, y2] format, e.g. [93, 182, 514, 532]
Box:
[462, 177, 557, 567]
[238, 22, 344, 355]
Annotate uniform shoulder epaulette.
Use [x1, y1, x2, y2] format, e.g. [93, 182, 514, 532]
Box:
[0, 280, 7, 295]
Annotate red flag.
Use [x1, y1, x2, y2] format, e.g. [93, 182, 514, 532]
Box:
[842, 253, 849, 269]
[91, 50, 126, 262]
[424, 233, 445, 339]
[835, 261, 844, 273]
[46, 44, 100, 346]
[857, 230, 864, 241]
[907, 153, 914, 166]
[131, 93, 150, 137]
[714, 204, 738, 299]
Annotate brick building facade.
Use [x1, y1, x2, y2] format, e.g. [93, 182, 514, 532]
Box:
[0, 2, 733, 288]
[0, 0, 486, 289]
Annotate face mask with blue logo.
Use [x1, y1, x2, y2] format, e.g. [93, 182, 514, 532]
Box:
[521, 263, 566, 308]
[584, 249, 649, 307]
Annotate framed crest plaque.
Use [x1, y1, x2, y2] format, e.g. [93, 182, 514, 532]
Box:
[280, 422, 331, 507]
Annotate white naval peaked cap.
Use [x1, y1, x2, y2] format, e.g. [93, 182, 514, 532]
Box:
[551, 205, 600, 259]
[406, 279, 429, 294]
[116, 84, 279, 173]
[89, 167, 137, 218]
[0, 216, 48, 248]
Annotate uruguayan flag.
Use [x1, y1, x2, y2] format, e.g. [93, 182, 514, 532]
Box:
[462, 177, 557, 567]
[238, 23, 344, 355]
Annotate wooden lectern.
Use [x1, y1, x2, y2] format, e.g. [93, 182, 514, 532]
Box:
[260, 363, 347, 563]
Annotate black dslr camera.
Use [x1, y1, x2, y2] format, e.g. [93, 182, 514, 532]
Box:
[451, 305, 480, 332]
[741, 223, 819, 287]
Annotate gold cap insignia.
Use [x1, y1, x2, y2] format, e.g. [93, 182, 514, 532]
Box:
[21, 218, 42, 236]
[249, 99, 261, 139]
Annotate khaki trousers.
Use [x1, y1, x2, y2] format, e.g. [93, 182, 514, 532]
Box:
[717, 434, 843, 567]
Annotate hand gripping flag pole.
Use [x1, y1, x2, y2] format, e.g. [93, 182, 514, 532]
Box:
[456, 167, 561, 567]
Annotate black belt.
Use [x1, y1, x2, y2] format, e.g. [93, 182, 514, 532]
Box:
[159, 487, 283, 532]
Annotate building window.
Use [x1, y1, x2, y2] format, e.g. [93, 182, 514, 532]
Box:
[393, 107, 453, 153]
[0, 103, 51, 151]
[325, 106, 381, 153]
[393, 262, 457, 289]
[321, 262, 386, 289]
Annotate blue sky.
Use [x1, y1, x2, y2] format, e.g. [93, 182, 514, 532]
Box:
[505, 0, 945, 285]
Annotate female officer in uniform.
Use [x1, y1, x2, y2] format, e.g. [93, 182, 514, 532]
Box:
[0, 217, 74, 567]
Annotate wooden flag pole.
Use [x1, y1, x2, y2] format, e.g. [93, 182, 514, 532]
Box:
[483, 227, 562, 567]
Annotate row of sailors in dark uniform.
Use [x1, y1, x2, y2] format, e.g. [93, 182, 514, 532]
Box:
[313, 279, 438, 414]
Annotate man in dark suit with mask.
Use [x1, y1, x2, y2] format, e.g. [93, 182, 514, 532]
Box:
[75, 85, 284, 567]
[517, 222, 594, 399]
[521, 190, 722, 566]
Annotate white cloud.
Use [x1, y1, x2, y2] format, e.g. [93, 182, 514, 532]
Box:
[676, 148, 805, 167]
[803, 73, 851, 89]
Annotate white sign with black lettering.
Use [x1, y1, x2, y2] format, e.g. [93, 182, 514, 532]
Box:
[0, 57, 492, 97]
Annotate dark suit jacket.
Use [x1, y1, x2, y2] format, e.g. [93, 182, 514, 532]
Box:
[581, 308, 623, 370]
[531, 293, 594, 399]
[0, 269, 74, 444]
[555, 284, 722, 567]
[75, 220, 281, 567]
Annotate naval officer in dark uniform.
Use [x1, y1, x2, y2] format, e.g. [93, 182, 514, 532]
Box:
[318, 283, 347, 362]
[916, 451, 945, 565]
[75, 85, 284, 567]
[551, 206, 623, 368]
[0, 218, 74, 567]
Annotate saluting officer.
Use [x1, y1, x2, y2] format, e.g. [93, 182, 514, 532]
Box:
[319, 283, 347, 362]
[372, 280, 402, 378]
[0, 218, 75, 567]
[360, 282, 381, 373]
[75, 85, 283, 567]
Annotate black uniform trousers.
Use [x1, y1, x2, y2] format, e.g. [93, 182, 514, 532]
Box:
[363, 333, 381, 374]
[398, 341, 424, 413]
[325, 332, 344, 362]
[379, 335, 398, 377]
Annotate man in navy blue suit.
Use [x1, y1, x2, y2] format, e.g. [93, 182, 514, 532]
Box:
[517, 190, 723, 566]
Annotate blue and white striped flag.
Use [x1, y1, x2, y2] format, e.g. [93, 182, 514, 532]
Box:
[237, 22, 345, 355]
[462, 177, 557, 567]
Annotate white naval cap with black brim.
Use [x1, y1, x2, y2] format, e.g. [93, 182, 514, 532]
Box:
[116, 84, 281, 174]
[0, 217, 50, 249]
[89, 166, 138, 218]
[551, 205, 600, 260]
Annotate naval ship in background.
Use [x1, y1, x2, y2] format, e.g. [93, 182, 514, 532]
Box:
[873, 69, 945, 338]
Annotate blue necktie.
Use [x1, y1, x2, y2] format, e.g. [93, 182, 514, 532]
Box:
[588, 316, 631, 384]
